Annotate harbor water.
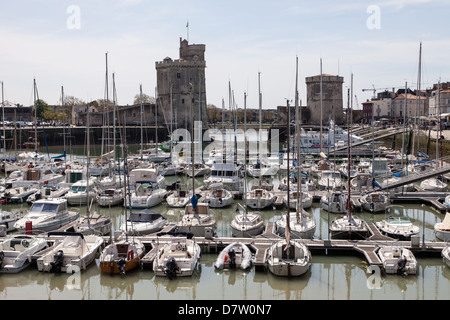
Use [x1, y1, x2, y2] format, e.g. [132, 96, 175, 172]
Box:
[1, 171, 450, 301]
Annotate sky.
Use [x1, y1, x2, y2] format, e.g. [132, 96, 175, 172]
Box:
[1, 0, 450, 111]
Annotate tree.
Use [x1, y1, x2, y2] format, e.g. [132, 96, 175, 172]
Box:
[133, 93, 155, 105]
[33, 99, 54, 121]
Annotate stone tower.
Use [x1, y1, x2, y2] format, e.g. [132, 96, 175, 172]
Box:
[155, 38, 208, 132]
[305, 74, 344, 125]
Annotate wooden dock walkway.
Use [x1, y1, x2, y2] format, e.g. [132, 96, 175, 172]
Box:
[133, 220, 447, 272]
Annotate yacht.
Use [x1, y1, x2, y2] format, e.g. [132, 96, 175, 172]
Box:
[65, 178, 98, 206]
[230, 204, 264, 238]
[317, 170, 343, 190]
[377, 246, 417, 276]
[14, 198, 79, 233]
[245, 188, 275, 210]
[376, 216, 420, 240]
[36, 232, 103, 273]
[320, 191, 347, 214]
[128, 180, 167, 209]
[266, 239, 311, 277]
[0, 234, 48, 273]
[119, 209, 167, 236]
[204, 184, 233, 208]
[153, 232, 201, 279]
[203, 163, 244, 194]
[360, 191, 390, 213]
[176, 202, 216, 238]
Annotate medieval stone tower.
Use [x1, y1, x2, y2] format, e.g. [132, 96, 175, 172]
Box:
[155, 38, 208, 131]
[305, 74, 344, 125]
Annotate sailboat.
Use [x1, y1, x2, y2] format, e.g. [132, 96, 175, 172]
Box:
[176, 85, 216, 238]
[230, 92, 264, 238]
[99, 127, 145, 275]
[276, 59, 316, 240]
[245, 74, 276, 210]
[329, 77, 369, 240]
[266, 59, 312, 277]
[65, 111, 112, 236]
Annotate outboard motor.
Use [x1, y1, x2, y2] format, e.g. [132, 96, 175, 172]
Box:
[0, 251, 4, 268]
[117, 258, 126, 275]
[397, 255, 407, 276]
[228, 248, 236, 268]
[50, 250, 64, 273]
[166, 257, 179, 280]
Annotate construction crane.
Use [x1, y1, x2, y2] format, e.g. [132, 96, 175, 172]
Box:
[362, 85, 392, 100]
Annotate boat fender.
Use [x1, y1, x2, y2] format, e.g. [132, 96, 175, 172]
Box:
[66, 165, 71, 170]
[127, 249, 134, 261]
[0, 251, 4, 268]
[224, 253, 228, 263]
[28, 164, 33, 169]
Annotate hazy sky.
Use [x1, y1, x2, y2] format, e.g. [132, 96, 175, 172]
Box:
[1, 0, 449, 111]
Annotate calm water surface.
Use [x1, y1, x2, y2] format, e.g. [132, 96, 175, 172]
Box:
[1, 148, 450, 300]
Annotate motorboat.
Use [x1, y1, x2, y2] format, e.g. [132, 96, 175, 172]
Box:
[0, 210, 24, 232]
[377, 246, 418, 276]
[12, 165, 64, 189]
[14, 198, 79, 233]
[360, 191, 390, 213]
[204, 184, 233, 208]
[283, 190, 313, 210]
[266, 239, 311, 277]
[158, 161, 177, 176]
[36, 232, 104, 273]
[26, 184, 70, 205]
[99, 237, 146, 275]
[214, 242, 253, 270]
[245, 188, 275, 210]
[96, 188, 124, 207]
[434, 212, 450, 241]
[376, 216, 420, 240]
[320, 191, 347, 214]
[65, 178, 98, 206]
[176, 201, 216, 238]
[0, 186, 38, 204]
[230, 204, 264, 238]
[128, 180, 167, 209]
[0, 234, 47, 273]
[153, 231, 201, 279]
[275, 211, 316, 240]
[119, 209, 167, 235]
[98, 173, 124, 190]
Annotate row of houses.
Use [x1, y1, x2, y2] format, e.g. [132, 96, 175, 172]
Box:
[361, 82, 450, 125]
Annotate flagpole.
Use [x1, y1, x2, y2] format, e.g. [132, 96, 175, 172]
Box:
[186, 21, 189, 42]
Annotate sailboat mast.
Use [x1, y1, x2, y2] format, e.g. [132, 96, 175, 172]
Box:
[286, 98, 291, 243]
[437, 80, 440, 169]
[295, 56, 302, 224]
[86, 109, 91, 229]
[258, 72, 262, 187]
[140, 84, 144, 161]
[244, 92, 248, 216]
[347, 85, 351, 221]
[33, 78, 38, 156]
[61, 86, 67, 168]
[320, 59, 323, 154]
[1, 82, 5, 159]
